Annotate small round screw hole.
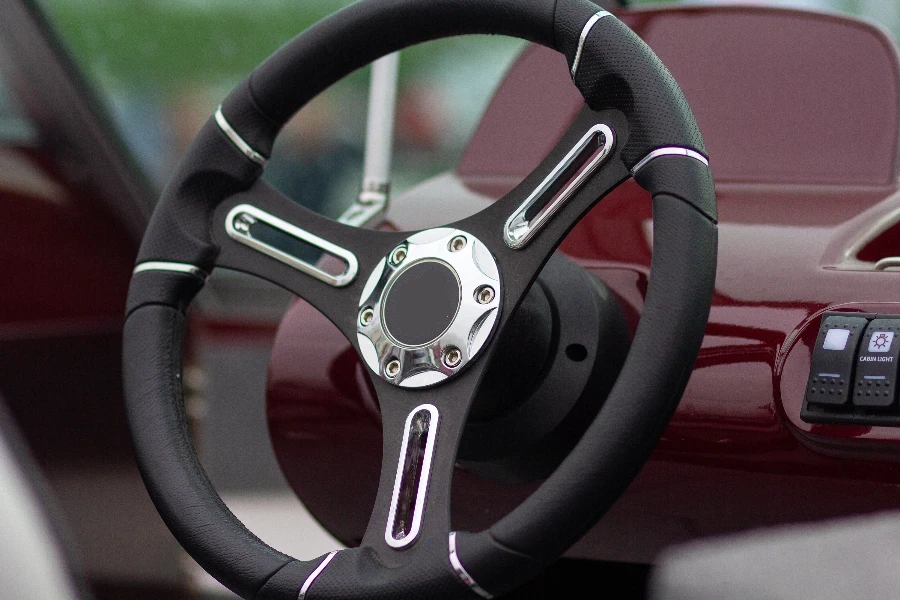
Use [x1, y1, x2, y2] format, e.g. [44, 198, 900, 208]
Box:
[443, 346, 462, 368]
[449, 236, 467, 252]
[390, 246, 408, 266]
[385, 359, 401, 379]
[565, 344, 588, 362]
[475, 285, 495, 304]
[359, 307, 375, 327]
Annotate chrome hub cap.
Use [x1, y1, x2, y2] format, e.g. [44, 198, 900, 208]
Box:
[356, 228, 501, 388]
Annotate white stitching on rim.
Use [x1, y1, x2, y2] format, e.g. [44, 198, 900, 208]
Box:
[570, 10, 613, 80]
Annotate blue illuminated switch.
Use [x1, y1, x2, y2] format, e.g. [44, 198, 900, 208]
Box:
[853, 320, 900, 407]
[805, 315, 868, 406]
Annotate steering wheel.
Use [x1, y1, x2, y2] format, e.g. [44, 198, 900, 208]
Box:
[122, 0, 717, 598]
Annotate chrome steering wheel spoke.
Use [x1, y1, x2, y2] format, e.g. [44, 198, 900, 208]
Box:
[452, 107, 632, 330]
[360, 360, 490, 563]
[211, 178, 406, 339]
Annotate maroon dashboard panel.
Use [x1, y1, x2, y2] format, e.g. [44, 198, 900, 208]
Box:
[267, 6, 900, 562]
[0, 148, 135, 328]
[0, 145, 137, 466]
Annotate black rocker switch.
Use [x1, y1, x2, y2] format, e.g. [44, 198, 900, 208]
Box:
[852, 319, 900, 408]
[805, 315, 868, 406]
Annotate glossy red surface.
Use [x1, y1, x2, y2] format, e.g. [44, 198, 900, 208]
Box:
[460, 6, 900, 186]
[0, 144, 138, 466]
[267, 6, 900, 562]
[0, 146, 135, 330]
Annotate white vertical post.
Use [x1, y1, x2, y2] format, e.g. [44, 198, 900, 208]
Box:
[339, 52, 400, 226]
[362, 52, 400, 197]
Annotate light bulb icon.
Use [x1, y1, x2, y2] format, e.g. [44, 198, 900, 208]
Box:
[868, 331, 894, 353]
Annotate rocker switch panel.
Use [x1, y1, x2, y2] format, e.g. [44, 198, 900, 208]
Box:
[805, 315, 868, 406]
[852, 319, 900, 407]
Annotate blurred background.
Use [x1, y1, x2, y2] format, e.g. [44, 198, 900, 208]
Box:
[39, 0, 900, 217]
[41, 0, 531, 215]
[12, 0, 900, 597]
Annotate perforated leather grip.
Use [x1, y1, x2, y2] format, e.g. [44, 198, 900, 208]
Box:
[123, 297, 325, 599]
[558, 0, 707, 168]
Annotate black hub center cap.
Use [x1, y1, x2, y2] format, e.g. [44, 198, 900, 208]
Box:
[383, 260, 460, 347]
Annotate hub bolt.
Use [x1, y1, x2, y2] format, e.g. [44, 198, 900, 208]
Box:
[442, 346, 462, 369]
[359, 306, 375, 327]
[449, 236, 467, 252]
[475, 285, 495, 304]
[233, 213, 256, 233]
[390, 245, 408, 266]
[385, 358, 401, 379]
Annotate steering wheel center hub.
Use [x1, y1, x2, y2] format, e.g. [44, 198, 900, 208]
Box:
[382, 260, 461, 347]
[356, 228, 501, 388]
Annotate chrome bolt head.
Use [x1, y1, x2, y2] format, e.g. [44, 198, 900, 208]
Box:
[390, 245, 408, 266]
[359, 306, 375, 327]
[442, 346, 462, 369]
[475, 285, 495, 305]
[385, 358, 401, 379]
[448, 235, 467, 253]
[233, 213, 256, 233]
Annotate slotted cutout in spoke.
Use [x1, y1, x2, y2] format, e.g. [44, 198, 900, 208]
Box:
[225, 203, 359, 287]
[386, 404, 439, 549]
[504, 124, 614, 249]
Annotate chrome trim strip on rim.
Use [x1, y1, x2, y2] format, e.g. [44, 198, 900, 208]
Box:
[570, 10, 613, 79]
[133, 261, 209, 281]
[384, 404, 439, 549]
[630, 147, 710, 176]
[214, 106, 267, 166]
[225, 204, 359, 288]
[298, 550, 339, 600]
[504, 124, 614, 249]
[449, 532, 493, 599]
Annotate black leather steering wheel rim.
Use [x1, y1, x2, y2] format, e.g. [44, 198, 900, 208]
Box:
[122, 1, 718, 599]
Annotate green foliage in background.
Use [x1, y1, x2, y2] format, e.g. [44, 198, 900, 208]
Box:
[40, 0, 524, 93]
[40, 0, 900, 93]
